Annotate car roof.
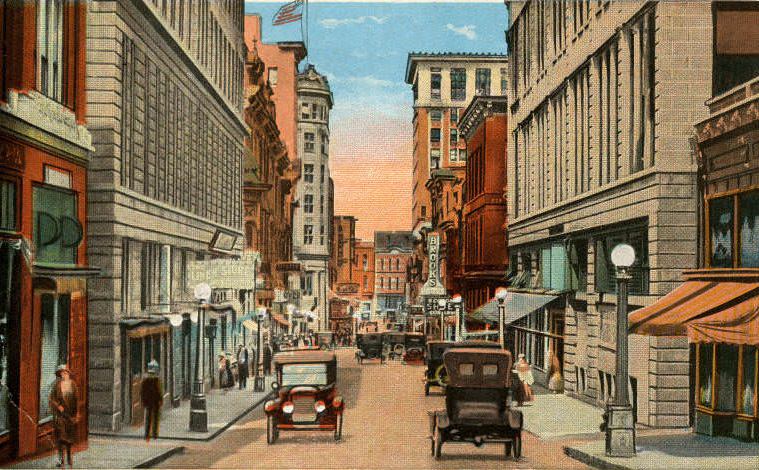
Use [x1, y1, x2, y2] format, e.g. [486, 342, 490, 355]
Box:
[443, 348, 513, 388]
[455, 340, 501, 348]
[274, 350, 336, 365]
[405, 332, 425, 337]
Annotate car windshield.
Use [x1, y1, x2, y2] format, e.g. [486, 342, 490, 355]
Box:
[281, 363, 329, 386]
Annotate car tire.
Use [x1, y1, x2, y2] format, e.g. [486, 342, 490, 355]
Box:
[266, 416, 278, 445]
[512, 433, 521, 459]
[393, 344, 405, 357]
[433, 421, 443, 460]
[334, 414, 343, 442]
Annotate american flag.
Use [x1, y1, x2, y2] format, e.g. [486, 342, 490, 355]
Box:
[272, 0, 304, 27]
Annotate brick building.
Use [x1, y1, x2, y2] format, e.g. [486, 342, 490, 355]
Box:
[0, 2, 93, 461]
[85, 0, 247, 431]
[405, 53, 507, 304]
[329, 215, 358, 333]
[458, 95, 509, 314]
[506, 0, 713, 427]
[374, 231, 414, 320]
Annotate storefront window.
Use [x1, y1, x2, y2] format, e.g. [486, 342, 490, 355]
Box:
[0, 244, 15, 434]
[741, 346, 757, 415]
[0, 180, 16, 231]
[699, 343, 713, 407]
[39, 293, 70, 422]
[709, 197, 733, 268]
[739, 192, 759, 268]
[595, 228, 649, 294]
[716, 344, 739, 412]
[33, 186, 80, 265]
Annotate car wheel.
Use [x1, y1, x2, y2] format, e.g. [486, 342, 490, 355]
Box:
[266, 416, 278, 445]
[334, 414, 343, 442]
[433, 421, 443, 460]
[512, 433, 522, 459]
[424, 382, 430, 396]
[393, 344, 405, 357]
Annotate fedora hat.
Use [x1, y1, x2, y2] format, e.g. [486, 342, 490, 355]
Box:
[55, 364, 70, 377]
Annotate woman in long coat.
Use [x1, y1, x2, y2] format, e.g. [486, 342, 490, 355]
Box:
[49, 364, 78, 468]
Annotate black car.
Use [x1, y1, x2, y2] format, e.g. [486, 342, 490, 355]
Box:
[424, 340, 500, 395]
[382, 331, 407, 359]
[355, 332, 386, 364]
[402, 332, 426, 363]
[428, 348, 523, 460]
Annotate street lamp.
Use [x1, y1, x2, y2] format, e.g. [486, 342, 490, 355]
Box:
[254, 306, 267, 392]
[437, 298, 447, 340]
[190, 283, 211, 432]
[450, 294, 463, 342]
[604, 243, 636, 457]
[494, 287, 509, 350]
[206, 318, 217, 388]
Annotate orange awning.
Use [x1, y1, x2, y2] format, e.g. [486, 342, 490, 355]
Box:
[629, 280, 759, 344]
[271, 312, 290, 327]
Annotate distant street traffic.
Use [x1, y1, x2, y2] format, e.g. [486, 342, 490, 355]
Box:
[157, 349, 587, 469]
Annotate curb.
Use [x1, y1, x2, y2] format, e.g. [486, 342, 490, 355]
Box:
[134, 446, 185, 468]
[91, 390, 274, 443]
[563, 446, 633, 470]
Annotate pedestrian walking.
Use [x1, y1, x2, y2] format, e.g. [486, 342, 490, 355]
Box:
[263, 341, 273, 376]
[141, 360, 162, 441]
[515, 354, 535, 404]
[547, 349, 564, 394]
[224, 353, 235, 389]
[236, 344, 249, 389]
[49, 365, 78, 468]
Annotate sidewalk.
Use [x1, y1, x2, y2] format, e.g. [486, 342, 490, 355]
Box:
[520, 386, 604, 440]
[91, 375, 274, 442]
[564, 433, 759, 470]
[10, 438, 184, 469]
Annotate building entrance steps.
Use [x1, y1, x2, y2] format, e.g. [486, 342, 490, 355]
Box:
[91, 375, 275, 442]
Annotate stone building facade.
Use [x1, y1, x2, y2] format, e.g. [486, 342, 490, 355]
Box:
[329, 215, 358, 333]
[506, 0, 713, 427]
[85, 0, 247, 431]
[405, 53, 508, 304]
[292, 65, 333, 332]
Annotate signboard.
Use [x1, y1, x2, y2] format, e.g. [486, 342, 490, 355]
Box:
[187, 252, 259, 290]
[210, 230, 237, 253]
[420, 232, 446, 297]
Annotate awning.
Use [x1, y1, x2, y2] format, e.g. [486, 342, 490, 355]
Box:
[271, 312, 290, 327]
[468, 292, 558, 325]
[629, 280, 759, 344]
[242, 319, 258, 333]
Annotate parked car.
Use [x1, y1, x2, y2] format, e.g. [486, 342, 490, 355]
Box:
[382, 331, 407, 359]
[428, 348, 523, 460]
[402, 332, 426, 363]
[316, 331, 334, 350]
[355, 332, 386, 364]
[424, 340, 501, 395]
[264, 350, 344, 444]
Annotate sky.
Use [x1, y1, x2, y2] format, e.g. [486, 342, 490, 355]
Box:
[245, 1, 508, 240]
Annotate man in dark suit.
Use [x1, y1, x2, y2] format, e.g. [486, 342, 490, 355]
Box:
[236, 344, 249, 389]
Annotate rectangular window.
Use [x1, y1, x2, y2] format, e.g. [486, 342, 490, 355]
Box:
[450, 108, 458, 125]
[710, 197, 733, 268]
[301, 103, 310, 119]
[741, 346, 757, 415]
[716, 344, 739, 412]
[475, 68, 491, 96]
[304, 225, 313, 245]
[320, 164, 325, 184]
[304, 132, 315, 153]
[595, 228, 649, 294]
[449, 149, 458, 163]
[33, 186, 79, 265]
[304, 194, 314, 213]
[430, 109, 442, 122]
[500, 68, 508, 96]
[739, 192, 759, 268]
[268, 67, 278, 87]
[311, 103, 318, 119]
[569, 239, 588, 293]
[320, 224, 325, 245]
[458, 149, 467, 162]
[37, 0, 65, 101]
[430, 149, 440, 170]
[431, 73, 441, 99]
[430, 128, 441, 143]
[450, 68, 466, 101]
[0, 180, 16, 231]
[303, 164, 314, 183]
[450, 129, 458, 145]
[302, 273, 313, 296]
[320, 194, 324, 214]
[38, 294, 70, 423]
[0, 243, 16, 433]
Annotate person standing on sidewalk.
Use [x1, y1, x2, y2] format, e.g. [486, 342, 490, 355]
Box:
[49, 365, 78, 468]
[236, 344, 249, 389]
[516, 354, 535, 404]
[263, 340, 273, 376]
[141, 360, 163, 441]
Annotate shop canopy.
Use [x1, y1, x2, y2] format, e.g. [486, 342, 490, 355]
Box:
[270, 312, 290, 327]
[241, 319, 258, 333]
[628, 280, 759, 344]
[468, 292, 558, 325]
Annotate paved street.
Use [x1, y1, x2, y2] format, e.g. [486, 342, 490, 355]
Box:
[157, 349, 587, 469]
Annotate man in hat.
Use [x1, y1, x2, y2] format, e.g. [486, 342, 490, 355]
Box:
[140, 360, 162, 441]
[236, 344, 249, 389]
[49, 364, 78, 468]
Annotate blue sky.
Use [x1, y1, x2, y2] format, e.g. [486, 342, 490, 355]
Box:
[244, 1, 508, 238]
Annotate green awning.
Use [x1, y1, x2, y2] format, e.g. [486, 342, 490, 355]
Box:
[468, 292, 558, 325]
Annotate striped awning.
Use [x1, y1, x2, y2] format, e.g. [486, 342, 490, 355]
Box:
[629, 280, 759, 344]
[468, 292, 558, 325]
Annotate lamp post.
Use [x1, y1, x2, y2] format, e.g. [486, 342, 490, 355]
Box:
[254, 306, 267, 392]
[450, 294, 463, 341]
[604, 243, 636, 457]
[494, 287, 509, 350]
[181, 312, 191, 398]
[437, 298, 447, 340]
[190, 283, 211, 432]
[206, 318, 217, 388]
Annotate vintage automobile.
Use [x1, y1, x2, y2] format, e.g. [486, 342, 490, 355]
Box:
[428, 348, 523, 460]
[355, 332, 386, 364]
[316, 331, 334, 350]
[402, 332, 426, 363]
[382, 331, 407, 359]
[424, 340, 501, 395]
[264, 350, 344, 444]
